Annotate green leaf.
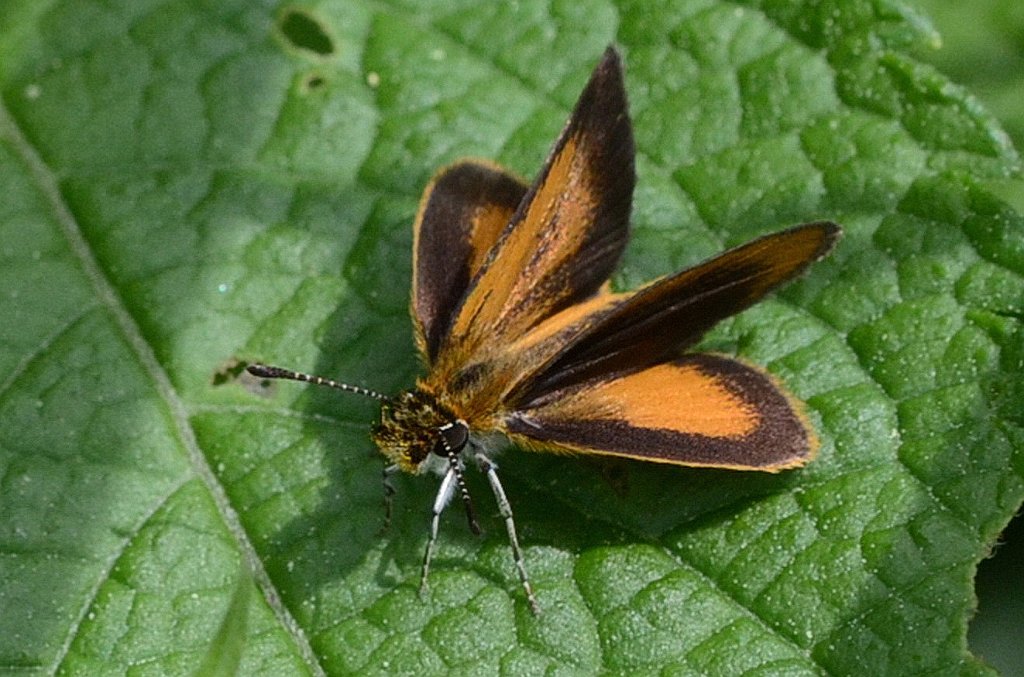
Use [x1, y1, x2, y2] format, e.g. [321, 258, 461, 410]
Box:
[907, 0, 1024, 155]
[1, 1, 1021, 675]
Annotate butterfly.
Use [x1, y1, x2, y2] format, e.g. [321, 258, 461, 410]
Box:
[248, 47, 840, 614]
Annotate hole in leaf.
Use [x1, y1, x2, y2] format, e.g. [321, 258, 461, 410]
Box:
[212, 358, 247, 386]
[213, 359, 277, 398]
[278, 8, 334, 56]
[303, 73, 326, 91]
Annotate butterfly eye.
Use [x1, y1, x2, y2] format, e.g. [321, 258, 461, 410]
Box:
[436, 420, 469, 457]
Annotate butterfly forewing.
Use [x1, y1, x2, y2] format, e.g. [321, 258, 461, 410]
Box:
[511, 222, 841, 406]
[412, 160, 528, 362]
[434, 47, 635, 372]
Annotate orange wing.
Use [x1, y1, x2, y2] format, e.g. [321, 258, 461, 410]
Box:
[433, 48, 635, 373]
[511, 222, 841, 405]
[494, 223, 839, 469]
[505, 354, 816, 470]
[412, 160, 527, 362]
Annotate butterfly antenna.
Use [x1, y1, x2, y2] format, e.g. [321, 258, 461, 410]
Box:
[247, 363, 391, 402]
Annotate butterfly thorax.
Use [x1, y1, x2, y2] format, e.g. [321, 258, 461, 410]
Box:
[372, 388, 470, 474]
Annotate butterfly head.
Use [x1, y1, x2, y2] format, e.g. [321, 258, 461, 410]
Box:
[373, 389, 469, 474]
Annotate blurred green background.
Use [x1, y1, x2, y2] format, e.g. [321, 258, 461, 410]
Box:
[913, 0, 1024, 211]
[909, 2, 1024, 673]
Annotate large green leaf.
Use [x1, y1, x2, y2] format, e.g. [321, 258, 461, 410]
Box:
[1, 1, 1021, 674]
[906, 2, 1024, 673]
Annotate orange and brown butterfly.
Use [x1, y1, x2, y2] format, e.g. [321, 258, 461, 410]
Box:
[248, 46, 840, 614]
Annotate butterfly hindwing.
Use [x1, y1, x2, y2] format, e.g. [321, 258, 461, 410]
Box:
[412, 160, 528, 362]
[505, 353, 816, 470]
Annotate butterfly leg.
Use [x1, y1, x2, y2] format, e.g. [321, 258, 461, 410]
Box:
[474, 452, 541, 615]
[420, 463, 457, 598]
[439, 428, 481, 536]
[380, 463, 399, 533]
